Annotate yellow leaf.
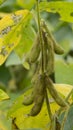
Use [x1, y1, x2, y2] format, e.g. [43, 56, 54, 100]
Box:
[0, 10, 31, 65]
[8, 84, 73, 129]
[54, 84, 73, 97]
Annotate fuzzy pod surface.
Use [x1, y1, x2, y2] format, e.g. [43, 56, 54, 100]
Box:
[45, 76, 68, 107]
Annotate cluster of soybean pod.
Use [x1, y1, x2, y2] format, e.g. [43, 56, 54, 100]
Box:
[23, 19, 70, 130]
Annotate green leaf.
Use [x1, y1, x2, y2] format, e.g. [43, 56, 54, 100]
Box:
[0, 93, 21, 130]
[0, 65, 11, 85]
[7, 88, 54, 129]
[15, 23, 36, 69]
[0, 9, 31, 65]
[0, 89, 9, 101]
[39, 2, 73, 23]
[59, 105, 73, 130]
[55, 60, 73, 85]
[15, 24, 36, 58]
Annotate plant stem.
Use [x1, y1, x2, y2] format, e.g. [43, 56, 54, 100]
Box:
[9, 67, 15, 80]
[65, 89, 73, 102]
[57, 89, 73, 116]
[45, 89, 53, 121]
[36, 0, 44, 74]
[60, 106, 70, 130]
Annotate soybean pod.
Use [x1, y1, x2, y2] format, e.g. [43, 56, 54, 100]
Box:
[31, 62, 41, 84]
[23, 92, 34, 106]
[29, 75, 45, 116]
[45, 76, 68, 107]
[41, 19, 64, 55]
[25, 32, 41, 64]
[54, 43, 64, 55]
[29, 92, 44, 116]
[45, 34, 55, 75]
[33, 75, 45, 97]
[41, 29, 48, 73]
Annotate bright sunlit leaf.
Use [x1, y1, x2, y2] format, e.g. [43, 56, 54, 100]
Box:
[40, 2, 73, 23]
[0, 9, 31, 65]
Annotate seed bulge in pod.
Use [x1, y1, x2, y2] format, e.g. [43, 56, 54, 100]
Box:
[45, 34, 55, 76]
[25, 33, 40, 64]
[41, 29, 48, 73]
[31, 62, 40, 84]
[45, 76, 68, 107]
[33, 75, 45, 97]
[41, 19, 64, 55]
[23, 92, 34, 106]
[29, 91, 45, 116]
[29, 101, 44, 116]
[29, 75, 45, 116]
[54, 42, 64, 55]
